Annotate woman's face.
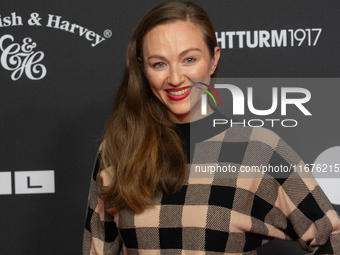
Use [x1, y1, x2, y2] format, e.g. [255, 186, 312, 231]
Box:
[141, 20, 220, 123]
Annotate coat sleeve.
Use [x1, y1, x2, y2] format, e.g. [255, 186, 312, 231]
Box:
[82, 154, 123, 255]
[268, 133, 340, 254]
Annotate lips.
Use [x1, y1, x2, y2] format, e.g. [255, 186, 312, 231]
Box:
[166, 86, 191, 101]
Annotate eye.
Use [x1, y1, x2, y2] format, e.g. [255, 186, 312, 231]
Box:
[185, 57, 196, 63]
[153, 62, 165, 68]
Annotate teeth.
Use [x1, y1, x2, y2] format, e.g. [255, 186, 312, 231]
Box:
[167, 87, 191, 96]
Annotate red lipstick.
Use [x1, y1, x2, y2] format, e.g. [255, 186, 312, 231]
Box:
[166, 86, 191, 101]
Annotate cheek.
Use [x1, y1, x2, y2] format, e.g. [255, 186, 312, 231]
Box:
[146, 72, 161, 90]
[190, 62, 213, 77]
[146, 71, 166, 100]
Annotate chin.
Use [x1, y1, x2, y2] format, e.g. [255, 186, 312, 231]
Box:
[170, 106, 190, 116]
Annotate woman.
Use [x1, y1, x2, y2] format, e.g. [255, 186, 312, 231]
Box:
[83, 1, 340, 254]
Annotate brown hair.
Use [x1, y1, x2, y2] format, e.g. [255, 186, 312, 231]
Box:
[100, 1, 218, 213]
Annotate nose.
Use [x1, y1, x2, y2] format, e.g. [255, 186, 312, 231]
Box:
[168, 65, 184, 87]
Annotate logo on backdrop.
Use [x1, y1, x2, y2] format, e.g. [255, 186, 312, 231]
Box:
[0, 12, 110, 47]
[0, 34, 46, 81]
[0, 170, 55, 195]
[215, 28, 322, 49]
[0, 12, 112, 81]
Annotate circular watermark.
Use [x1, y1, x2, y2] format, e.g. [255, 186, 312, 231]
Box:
[313, 146, 340, 205]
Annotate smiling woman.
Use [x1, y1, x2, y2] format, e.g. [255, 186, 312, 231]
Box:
[82, 1, 340, 255]
[141, 21, 220, 123]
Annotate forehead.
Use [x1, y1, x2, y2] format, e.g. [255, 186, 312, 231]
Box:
[142, 21, 206, 57]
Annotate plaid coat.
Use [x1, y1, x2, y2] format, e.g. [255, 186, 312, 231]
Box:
[83, 112, 340, 254]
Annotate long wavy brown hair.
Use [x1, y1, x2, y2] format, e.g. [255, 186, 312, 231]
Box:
[100, 1, 219, 213]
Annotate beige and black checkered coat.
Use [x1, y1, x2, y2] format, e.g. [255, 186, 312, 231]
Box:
[83, 112, 340, 254]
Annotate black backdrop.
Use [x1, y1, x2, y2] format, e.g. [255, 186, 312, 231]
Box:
[1, 1, 339, 254]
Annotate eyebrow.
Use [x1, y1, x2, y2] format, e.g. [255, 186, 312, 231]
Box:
[146, 48, 201, 61]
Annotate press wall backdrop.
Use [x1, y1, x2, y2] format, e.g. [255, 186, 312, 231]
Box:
[1, 1, 339, 254]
